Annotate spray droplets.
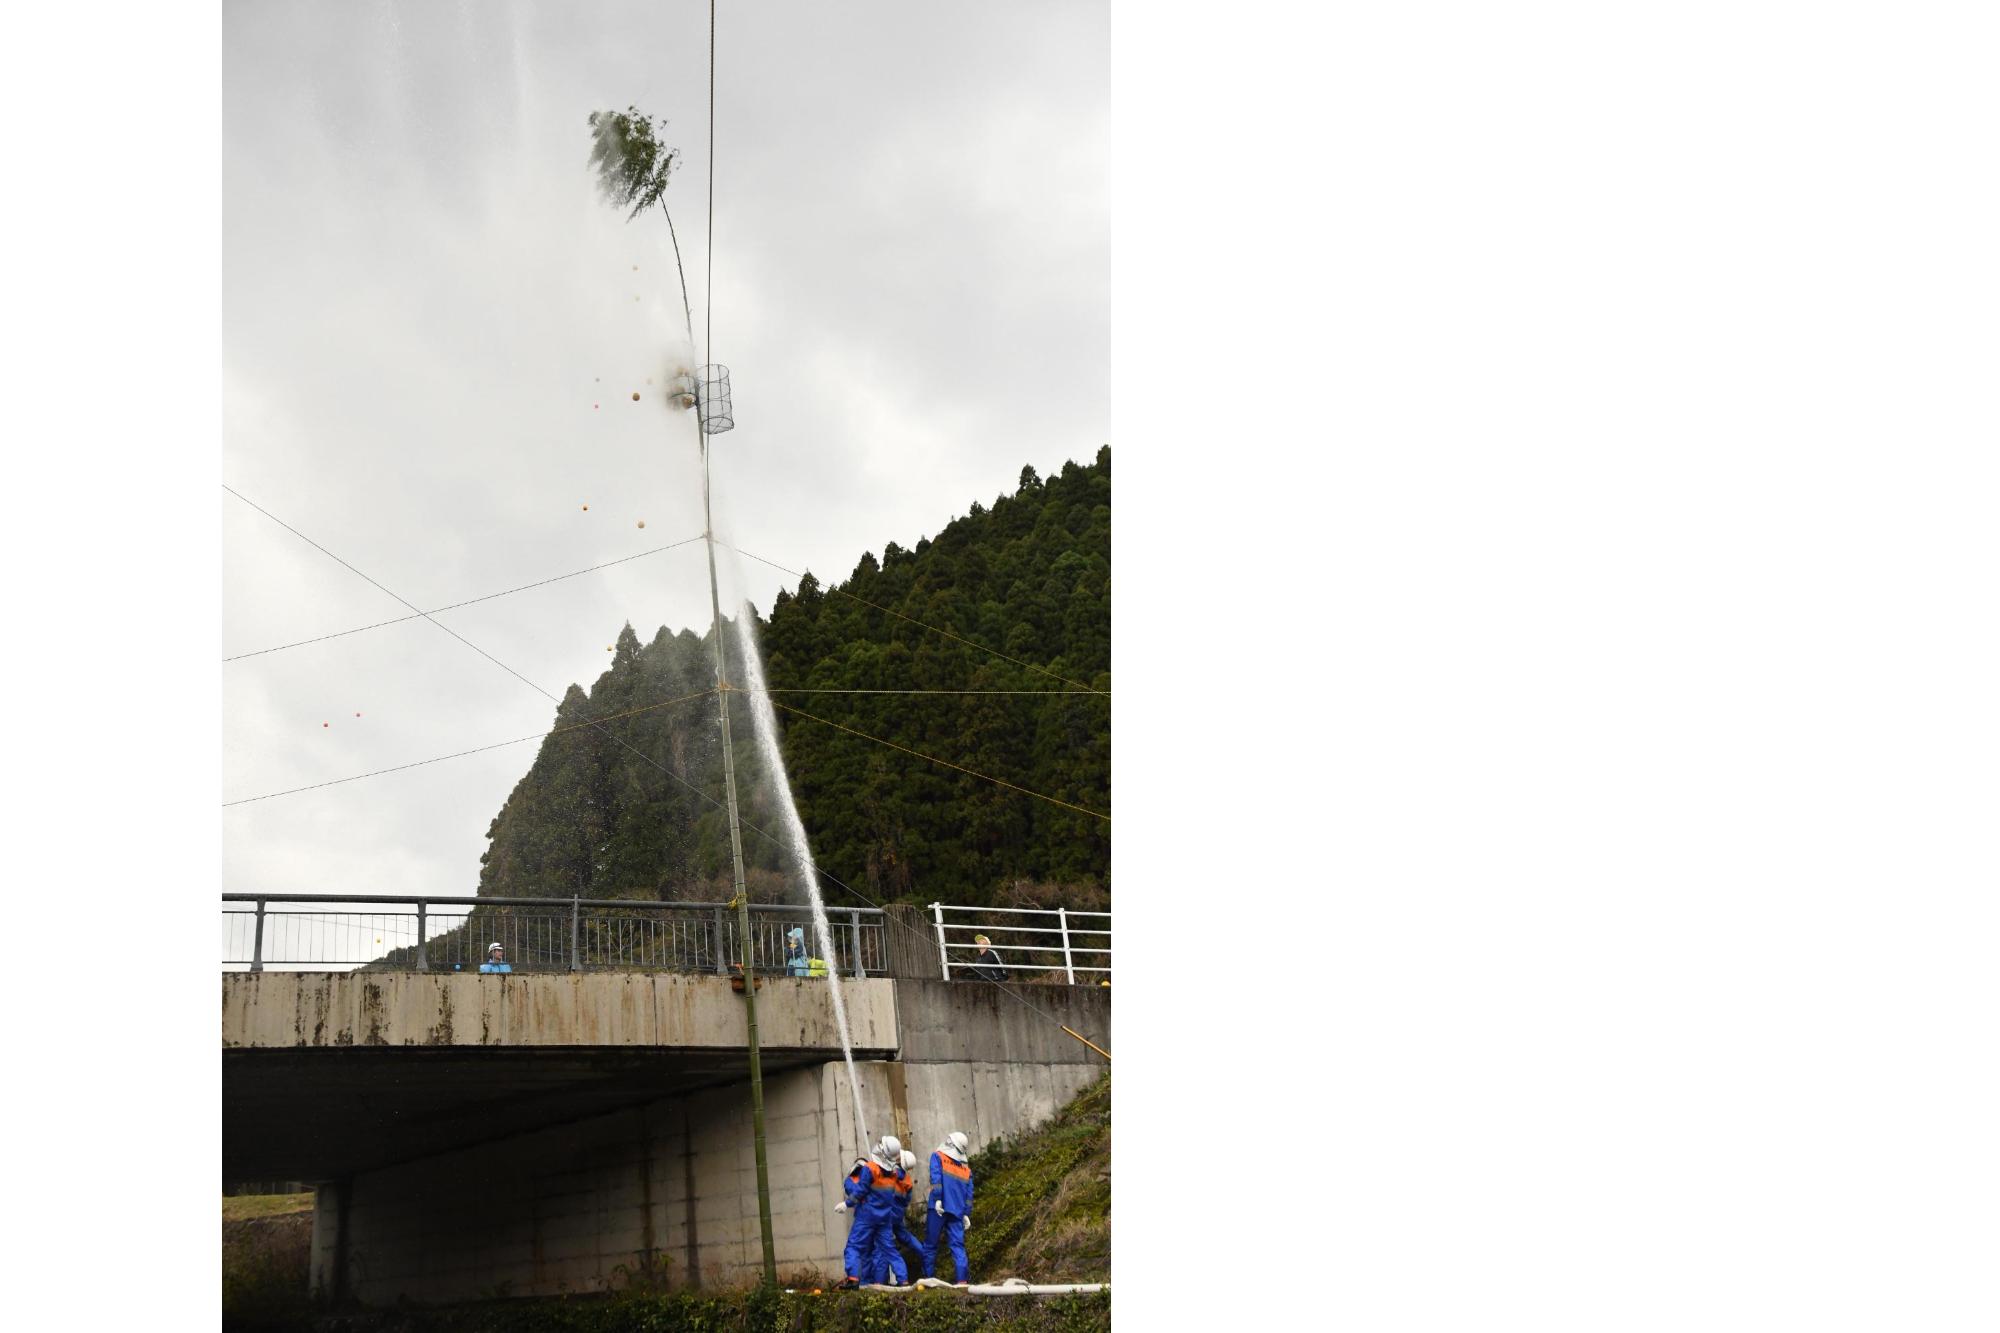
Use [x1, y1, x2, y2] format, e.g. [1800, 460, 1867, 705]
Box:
[731, 614, 870, 1147]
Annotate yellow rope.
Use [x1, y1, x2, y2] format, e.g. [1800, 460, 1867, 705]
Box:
[758, 695, 1110, 823]
[1061, 1026, 1111, 1061]
[548, 687, 720, 739]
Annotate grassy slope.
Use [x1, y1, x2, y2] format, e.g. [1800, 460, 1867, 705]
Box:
[224, 1195, 316, 1328]
[963, 1074, 1110, 1283]
[225, 1192, 315, 1222]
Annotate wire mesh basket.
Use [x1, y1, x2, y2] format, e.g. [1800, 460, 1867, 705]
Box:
[695, 364, 734, 435]
[666, 368, 698, 411]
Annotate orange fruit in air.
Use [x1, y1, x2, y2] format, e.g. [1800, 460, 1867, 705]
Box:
[632, 392, 640, 401]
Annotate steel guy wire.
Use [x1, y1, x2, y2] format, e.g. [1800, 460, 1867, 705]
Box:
[223, 484, 734, 809]
[687, 12, 1097, 1052]
[761, 689, 1106, 696]
[223, 534, 705, 662]
[222, 500, 1097, 1044]
[719, 541, 1106, 695]
[710, 685, 1104, 1041]
[755, 694, 1111, 823]
[716, 0, 724, 366]
[222, 688, 719, 808]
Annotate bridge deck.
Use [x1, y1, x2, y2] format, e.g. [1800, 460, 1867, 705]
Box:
[223, 972, 899, 1180]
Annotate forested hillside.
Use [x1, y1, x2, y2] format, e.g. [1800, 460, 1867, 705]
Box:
[477, 446, 1109, 908]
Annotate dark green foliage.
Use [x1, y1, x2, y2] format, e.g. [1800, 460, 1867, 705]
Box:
[477, 450, 1109, 908]
[227, 1288, 1109, 1333]
[758, 449, 1109, 905]
[964, 1076, 1111, 1282]
[477, 616, 788, 900]
[222, 1211, 314, 1329]
[588, 106, 680, 220]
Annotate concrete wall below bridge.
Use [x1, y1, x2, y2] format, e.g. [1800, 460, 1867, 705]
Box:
[309, 1058, 1103, 1300]
[275, 974, 1109, 1303]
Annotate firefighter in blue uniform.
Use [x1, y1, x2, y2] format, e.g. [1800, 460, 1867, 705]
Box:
[923, 1130, 975, 1283]
[867, 1149, 927, 1284]
[835, 1135, 904, 1289]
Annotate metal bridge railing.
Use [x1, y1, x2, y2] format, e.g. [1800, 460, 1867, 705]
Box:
[928, 902, 1110, 985]
[221, 894, 886, 978]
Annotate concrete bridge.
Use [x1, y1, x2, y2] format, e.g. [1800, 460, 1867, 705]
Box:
[223, 968, 1109, 1303]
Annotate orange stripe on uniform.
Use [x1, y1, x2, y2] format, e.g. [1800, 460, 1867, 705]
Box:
[937, 1156, 972, 1181]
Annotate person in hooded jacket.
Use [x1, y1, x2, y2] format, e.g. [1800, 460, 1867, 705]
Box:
[923, 1131, 975, 1283]
[784, 927, 810, 977]
[835, 1135, 905, 1289]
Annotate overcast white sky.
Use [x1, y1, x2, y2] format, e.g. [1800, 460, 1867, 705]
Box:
[222, 0, 1108, 899]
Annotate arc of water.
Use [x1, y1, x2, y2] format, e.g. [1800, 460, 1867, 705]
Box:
[732, 610, 870, 1158]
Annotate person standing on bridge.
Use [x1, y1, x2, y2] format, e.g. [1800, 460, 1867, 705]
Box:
[478, 943, 512, 974]
[966, 935, 1006, 983]
[834, 1134, 904, 1289]
[923, 1130, 974, 1284]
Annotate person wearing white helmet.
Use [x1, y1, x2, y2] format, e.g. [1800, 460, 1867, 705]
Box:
[835, 1135, 906, 1289]
[923, 1131, 974, 1283]
[869, 1149, 927, 1285]
[477, 942, 512, 974]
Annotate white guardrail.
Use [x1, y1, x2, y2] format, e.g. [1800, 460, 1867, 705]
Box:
[929, 902, 1110, 985]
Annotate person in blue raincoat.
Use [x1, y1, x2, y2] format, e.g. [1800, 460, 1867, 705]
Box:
[478, 943, 512, 974]
[784, 927, 811, 977]
[923, 1131, 974, 1283]
[871, 1150, 926, 1285]
[835, 1135, 904, 1289]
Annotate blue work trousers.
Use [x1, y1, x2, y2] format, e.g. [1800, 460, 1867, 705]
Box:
[844, 1212, 892, 1282]
[924, 1209, 968, 1283]
[870, 1219, 924, 1284]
